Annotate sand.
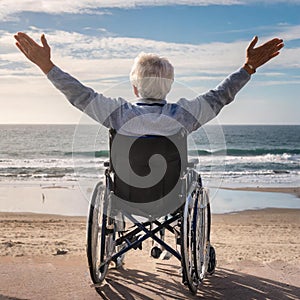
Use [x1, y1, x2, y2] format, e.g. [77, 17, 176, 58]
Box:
[222, 186, 300, 198]
[0, 207, 299, 300]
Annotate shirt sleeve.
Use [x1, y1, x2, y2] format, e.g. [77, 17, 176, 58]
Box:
[177, 67, 251, 131]
[46, 65, 126, 126]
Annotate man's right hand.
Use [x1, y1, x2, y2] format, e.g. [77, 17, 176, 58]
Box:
[14, 32, 54, 74]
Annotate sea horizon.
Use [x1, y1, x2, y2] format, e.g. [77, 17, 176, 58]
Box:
[1, 124, 299, 185]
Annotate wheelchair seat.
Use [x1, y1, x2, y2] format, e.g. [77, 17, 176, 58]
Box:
[108, 128, 189, 219]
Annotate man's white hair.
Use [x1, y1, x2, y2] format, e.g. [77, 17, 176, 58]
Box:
[130, 52, 174, 100]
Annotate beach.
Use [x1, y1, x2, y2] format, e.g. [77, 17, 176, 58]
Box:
[0, 185, 299, 300]
[0, 124, 299, 299]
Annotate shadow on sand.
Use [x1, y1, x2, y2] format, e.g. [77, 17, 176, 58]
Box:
[95, 264, 300, 300]
[0, 296, 27, 300]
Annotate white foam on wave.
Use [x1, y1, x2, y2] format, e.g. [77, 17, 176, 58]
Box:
[196, 153, 300, 166]
[0, 157, 103, 169]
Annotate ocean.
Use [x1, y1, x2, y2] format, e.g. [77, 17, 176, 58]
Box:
[0, 124, 299, 188]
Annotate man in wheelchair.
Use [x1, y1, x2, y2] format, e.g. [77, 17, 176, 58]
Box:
[14, 32, 283, 294]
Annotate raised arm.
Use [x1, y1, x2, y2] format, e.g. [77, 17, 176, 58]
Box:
[14, 32, 97, 115]
[178, 36, 284, 131]
[13, 32, 125, 126]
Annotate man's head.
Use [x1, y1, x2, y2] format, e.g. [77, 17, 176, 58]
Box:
[130, 52, 174, 100]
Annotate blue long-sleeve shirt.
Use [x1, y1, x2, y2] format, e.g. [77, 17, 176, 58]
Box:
[47, 66, 250, 136]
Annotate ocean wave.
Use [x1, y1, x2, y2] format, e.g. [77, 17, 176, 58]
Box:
[221, 153, 300, 165]
[62, 148, 300, 158]
[189, 148, 300, 156]
[2, 148, 299, 159]
[65, 150, 109, 158]
[0, 164, 105, 180]
[0, 167, 74, 177]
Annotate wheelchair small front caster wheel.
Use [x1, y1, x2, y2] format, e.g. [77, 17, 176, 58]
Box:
[150, 246, 162, 259]
[207, 246, 216, 275]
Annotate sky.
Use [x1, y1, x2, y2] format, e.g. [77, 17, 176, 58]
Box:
[0, 0, 299, 124]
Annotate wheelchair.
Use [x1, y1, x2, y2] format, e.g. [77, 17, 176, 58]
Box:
[87, 128, 216, 295]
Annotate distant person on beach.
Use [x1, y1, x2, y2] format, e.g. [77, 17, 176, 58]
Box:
[14, 32, 283, 137]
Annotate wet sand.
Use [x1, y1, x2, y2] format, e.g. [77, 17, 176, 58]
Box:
[222, 186, 300, 198]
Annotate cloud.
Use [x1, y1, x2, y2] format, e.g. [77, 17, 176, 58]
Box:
[2, 0, 300, 21]
[2, 29, 298, 81]
[1, 29, 248, 85]
[276, 24, 300, 41]
[1, 24, 299, 95]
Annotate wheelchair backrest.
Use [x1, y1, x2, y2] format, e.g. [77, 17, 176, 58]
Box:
[108, 128, 188, 218]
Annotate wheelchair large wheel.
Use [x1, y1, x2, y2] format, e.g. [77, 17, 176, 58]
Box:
[181, 193, 199, 294]
[193, 188, 211, 281]
[87, 182, 115, 285]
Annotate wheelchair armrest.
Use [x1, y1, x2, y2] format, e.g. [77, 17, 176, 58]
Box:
[187, 158, 199, 168]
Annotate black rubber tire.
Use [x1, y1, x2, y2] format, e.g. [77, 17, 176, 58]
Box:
[181, 193, 199, 294]
[87, 182, 114, 285]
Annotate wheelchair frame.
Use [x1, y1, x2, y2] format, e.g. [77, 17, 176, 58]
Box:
[86, 136, 216, 295]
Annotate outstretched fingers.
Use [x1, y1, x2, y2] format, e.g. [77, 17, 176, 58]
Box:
[16, 32, 38, 46]
[275, 41, 284, 52]
[15, 42, 29, 58]
[14, 34, 31, 54]
[14, 32, 41, 54]
[247, 36, 258, 51]
[265, 39, 284, 59]
[41, 34, 50, 50]
[263, 38, 284, 51]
